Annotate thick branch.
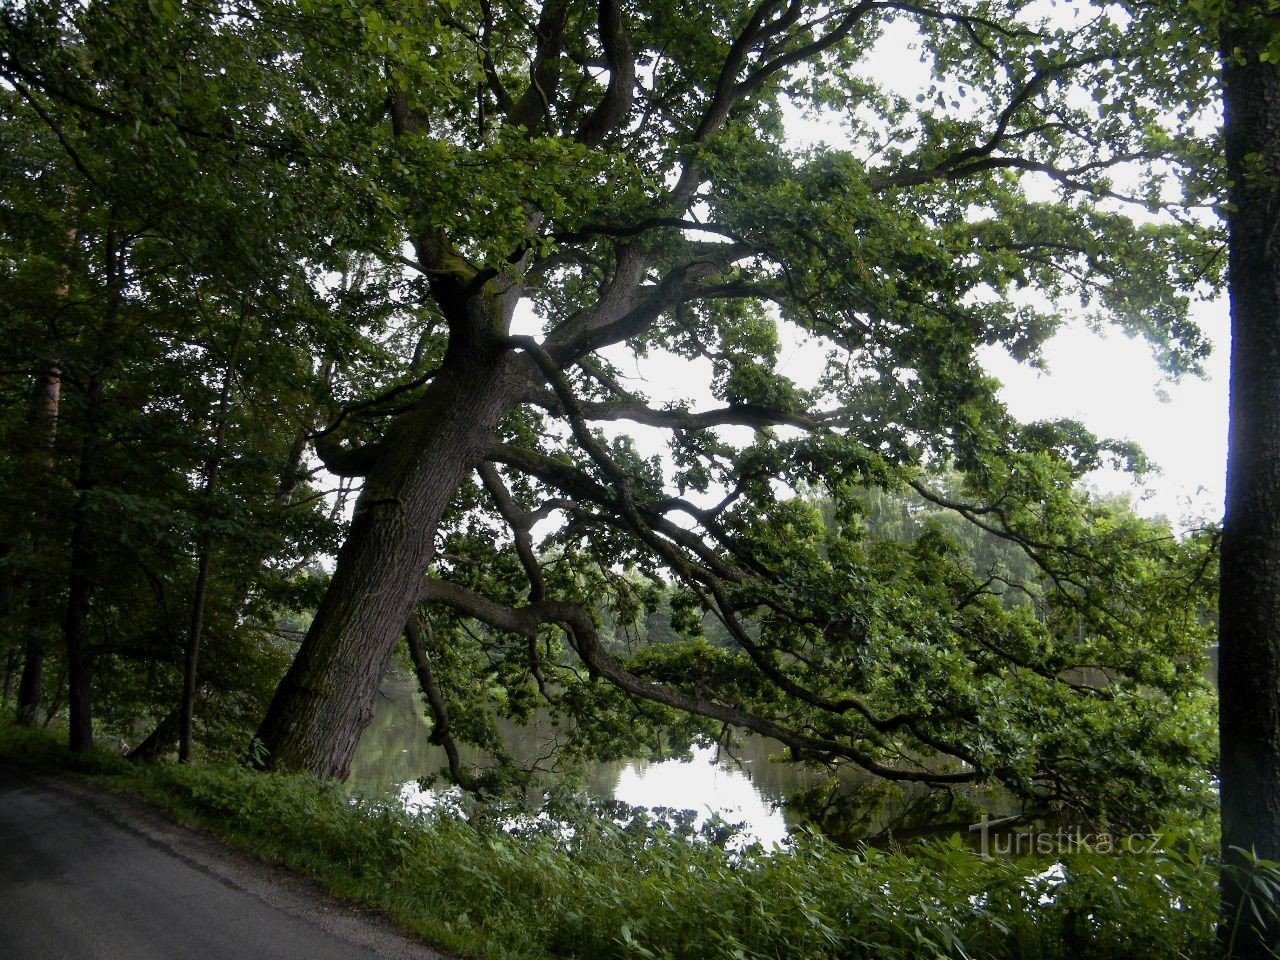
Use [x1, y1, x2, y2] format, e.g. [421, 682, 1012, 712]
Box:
[576, 0, 636, 146]
[477, 461, 547, 601]
[571, 399, 819, 431]
[417, 577, 982, 785]
[312, 432, 380, 478]
[404, 615, 482, 791]
[511, 0, 570, 130]
[546, 254, 735, 360]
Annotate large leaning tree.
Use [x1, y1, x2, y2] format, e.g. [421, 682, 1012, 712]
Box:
[247, 0, 1222, 812]
[2, 0, 1221, 821]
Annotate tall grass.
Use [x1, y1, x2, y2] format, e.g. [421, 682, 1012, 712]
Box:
[0, 721, 1247, 959]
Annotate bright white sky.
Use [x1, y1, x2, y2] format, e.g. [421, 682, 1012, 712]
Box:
[590, 309, 1231, 531]
[980, 302, 1229, 527]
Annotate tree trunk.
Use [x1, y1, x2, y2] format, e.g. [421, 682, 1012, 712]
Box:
[253, 346, 529, 779]
[179, 552, 212, 763]
[1219, 7, 1280, 955]
[1, 624, 16, 705]
[179, 322, 244, 764]
[42, 661, 66, 727]
[15, 628, 45, 726]
[16, 365, 61, 726]
[128, 706, 181, 762]
[1, 548, 18, 700]
[63, 370, 101, 754]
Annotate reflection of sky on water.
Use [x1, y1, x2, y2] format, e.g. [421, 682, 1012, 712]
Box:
[394, 779, 443, 817]
[350, 680, 799, 846]
[385, 746, 790, 847]
[611, 747, 790, 848]
[350, 680, 1009, 848]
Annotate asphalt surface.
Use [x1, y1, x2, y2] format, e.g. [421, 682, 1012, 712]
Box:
[0, 765, 448, 960]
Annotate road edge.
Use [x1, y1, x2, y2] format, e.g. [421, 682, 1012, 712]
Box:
[1, 763, 455, 960]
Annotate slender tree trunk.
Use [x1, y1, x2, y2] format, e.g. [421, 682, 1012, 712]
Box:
[1, 558, 18, 700]
[1219, 7, 1280, 955]
[0, 539, 12, 684]
[179, 553, 212, 763]
[16, 365, 61, 725]
[42, 662, 66, 727]
[63, 370, 101, 753]
[179, 323, 244, 764]
[1, 651, 16, 705]
[15, 628, 45, 725]
[20, 209, 75, 724]
[254, 346, 529, 779]
[1, 641, 16, 705]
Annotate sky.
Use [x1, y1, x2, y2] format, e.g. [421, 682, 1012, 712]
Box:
[588, 305, 1232, 531]
[978, 301, 1229, 527]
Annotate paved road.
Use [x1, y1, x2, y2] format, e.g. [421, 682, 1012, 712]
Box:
[0, 765, 445, 960]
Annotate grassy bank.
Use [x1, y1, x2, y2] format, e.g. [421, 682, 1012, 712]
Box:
[0, 721, 1242, 959]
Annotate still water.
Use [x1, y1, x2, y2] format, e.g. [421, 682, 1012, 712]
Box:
[347, 678, 854, 846]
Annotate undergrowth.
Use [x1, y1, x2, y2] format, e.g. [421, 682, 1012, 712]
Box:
[0, 721, 1258, 959]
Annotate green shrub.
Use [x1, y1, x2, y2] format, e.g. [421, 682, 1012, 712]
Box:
[119, 765, 1231, 960]
[0, 721, 1253, 960]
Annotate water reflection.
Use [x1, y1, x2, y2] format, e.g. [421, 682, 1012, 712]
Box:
[348, 678, 829, 845]
[611, 748, 791, 846]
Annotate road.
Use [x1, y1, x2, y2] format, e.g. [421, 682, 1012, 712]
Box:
[0, 765, 446, 960]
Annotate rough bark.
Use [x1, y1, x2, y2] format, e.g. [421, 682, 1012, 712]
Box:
[1219, 7, 1280, 955]
[253, 343, 530, 779]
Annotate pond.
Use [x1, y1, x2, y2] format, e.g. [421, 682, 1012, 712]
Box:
[350, 680, 870, 844]
[347, 677, 885, 847]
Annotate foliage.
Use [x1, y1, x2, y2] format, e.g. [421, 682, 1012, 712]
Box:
[0, 0, 383, 753]
[0, 0, 1224, 836]
[335, 0, 1223, 823]
[0, 721, 1248, 960]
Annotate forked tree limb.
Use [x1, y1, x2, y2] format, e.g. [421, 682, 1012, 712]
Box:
[417, 576, 983, 785]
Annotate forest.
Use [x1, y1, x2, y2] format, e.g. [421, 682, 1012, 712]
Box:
[2, 0, 1280, 956]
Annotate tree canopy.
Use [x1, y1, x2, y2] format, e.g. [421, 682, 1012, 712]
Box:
[0, 0, 1222, 830]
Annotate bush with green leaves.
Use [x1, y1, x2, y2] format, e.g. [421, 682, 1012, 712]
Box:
[133, 764, 1249, 959]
